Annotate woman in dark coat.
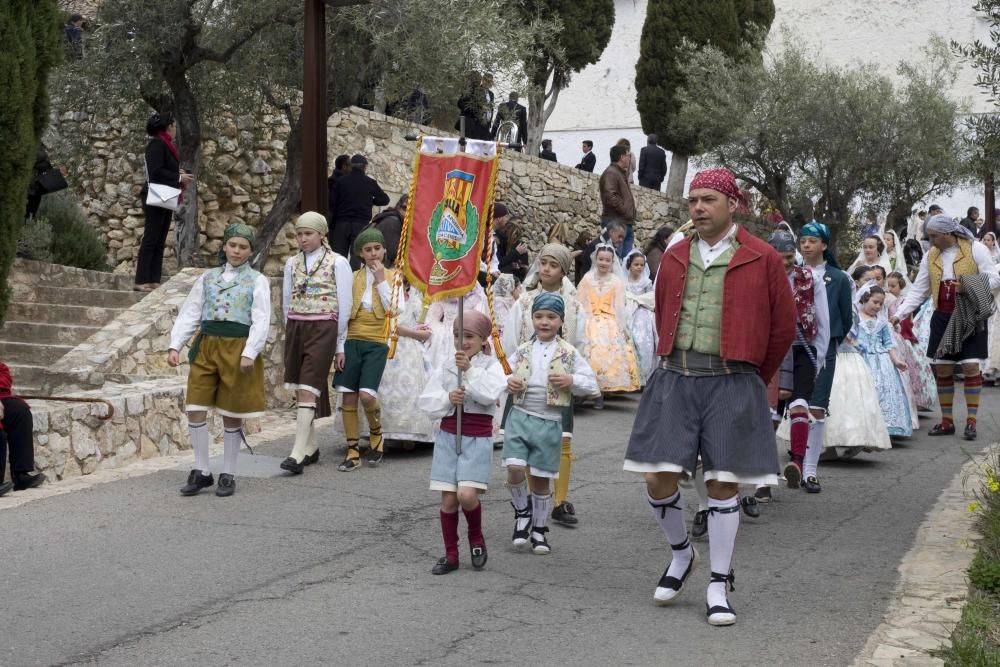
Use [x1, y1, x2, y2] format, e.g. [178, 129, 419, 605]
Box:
[643, 225, 675, 282]
[135, 112, 192, 291]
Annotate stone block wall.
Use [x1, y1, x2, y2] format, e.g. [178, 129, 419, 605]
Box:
[55, 106, 686, 277]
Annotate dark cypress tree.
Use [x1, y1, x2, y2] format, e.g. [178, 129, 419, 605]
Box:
[0, 0, 61, 324]
[635, 0, 774, 197]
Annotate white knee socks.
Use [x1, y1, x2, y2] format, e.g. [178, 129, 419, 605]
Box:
[289, 404, 317, 462]
[531, 493, 552, 532]
[706, 495, 740, 610]
[223, 427, 241, 476]
[189, 421, 210, 475]
[693, 468, 710, 512]
[648, 490, 694, 579]
[804, 419, 826, 479]
[508, 479, 531, 531]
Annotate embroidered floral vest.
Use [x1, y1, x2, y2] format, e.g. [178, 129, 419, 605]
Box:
[511, 337, 577, 407]
[289, 250, 339, 316]
[201, 263, 259, 325]
[928, 239, 978, 308]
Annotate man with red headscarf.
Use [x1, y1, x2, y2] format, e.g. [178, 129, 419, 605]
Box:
[623, 168, 795, 626]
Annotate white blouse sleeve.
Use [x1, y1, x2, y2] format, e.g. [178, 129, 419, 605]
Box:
[417, 368, 456, 420]
[463, 357, 508, 405]
[281, 257, 294, 322]
[972, 241, 1000, 292]
[334, 256, 354, 354]
[242, 274, 272, 360]
[169, 273, 207, 353]
[895, 254, 931, 320]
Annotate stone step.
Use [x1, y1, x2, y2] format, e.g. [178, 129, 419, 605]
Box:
[4, 363, 49, 391]
[31, 286, 146, 309]
[0, 321, 102, 346]
[7, 301, 124, 327]
[12, 258, 136, 291]
[0, 341, 74, 365]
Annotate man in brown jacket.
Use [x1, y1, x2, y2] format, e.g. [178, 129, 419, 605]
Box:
[599, 144, 636, 256]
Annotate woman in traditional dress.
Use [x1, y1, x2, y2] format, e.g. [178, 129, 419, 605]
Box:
[982, 232, 1000, 383]
[848, 235, 891, 276]
[577, 243, 641, 406]
[887, 272, 936, 413]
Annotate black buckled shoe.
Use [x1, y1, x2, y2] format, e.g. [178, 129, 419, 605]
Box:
[304, 450, 320, 465]
[753, 487, 772, 503]
[511, 501, 532, 549]
[179, 470, 214, 496]
[653, 539, 698, 605]
[929, 422, 956, 436]
[12, 472, 44, 491]
[215, 473, 236, 497]
[470, 542, 488, 569]
[740, 496, 760, 518]
[431, 557, 459, 575]
[279, 457, 305, 474]
[802, 476, 821, 494]
[552, 501, 579, 526]
[530, 526, 551, 555]
[691, 509, 709, 540]
[0, 481, 13, 497]
[964, 421, 978, 441]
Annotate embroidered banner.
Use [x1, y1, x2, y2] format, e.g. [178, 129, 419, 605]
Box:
[398, 136, 500, 302]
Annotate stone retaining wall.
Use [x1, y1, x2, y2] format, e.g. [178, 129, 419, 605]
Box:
[54, 106, 686, 276]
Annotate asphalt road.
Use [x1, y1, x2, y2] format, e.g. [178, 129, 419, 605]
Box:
[2, 391, 996, 666]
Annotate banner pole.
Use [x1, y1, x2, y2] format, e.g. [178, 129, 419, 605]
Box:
[454, 115, 466, 456]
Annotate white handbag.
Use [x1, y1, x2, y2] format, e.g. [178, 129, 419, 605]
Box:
[144, 158, 182, 211]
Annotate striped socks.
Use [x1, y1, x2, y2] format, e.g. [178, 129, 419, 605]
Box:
[965, 374, 983, 426]
[936, 375, 955, 429]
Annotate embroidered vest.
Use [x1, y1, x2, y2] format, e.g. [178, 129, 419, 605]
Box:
[517, 284, 579, 346]
[928, 239, 978, 308]
[790, 265, 818, 341]
[201, 264, 259, 326]
[289, 249, 339, 316]
[348, 268, 395, 342]
[674, 241, 737, 355]
[511, 337, 577, 407]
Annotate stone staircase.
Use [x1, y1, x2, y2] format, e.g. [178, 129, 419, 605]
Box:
[1, 260, 146, 394]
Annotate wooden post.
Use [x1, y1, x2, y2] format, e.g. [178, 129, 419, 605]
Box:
[302, 0, 328, 216]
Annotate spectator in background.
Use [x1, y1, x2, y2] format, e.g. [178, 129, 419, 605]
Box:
[539, 139, 557, 162]
[369, 193, 407, 268]
[493, 204, 530, 282]
[0, 361, 44, 495]
[328, 154, 351, 187]
[638, 134, 667, 190]
[599, 145, 637, 256]
[456, 71, 491, 140]
[64, 14, 85, 60]
[643, 225, 675, 281]
[575, 140, 596, 173]
[492, 92, 528, 150]
[329, 154, 390, 267]
[136, 112, 193, 292]
[960, 206, 986, 238]
[616, 138, 636, 184]
[482, 73, 496, 129]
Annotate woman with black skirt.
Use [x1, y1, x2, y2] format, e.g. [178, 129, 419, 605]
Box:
[135, 112, 192, 291]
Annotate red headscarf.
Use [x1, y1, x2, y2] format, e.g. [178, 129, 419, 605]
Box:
[689, 169, 745, 206]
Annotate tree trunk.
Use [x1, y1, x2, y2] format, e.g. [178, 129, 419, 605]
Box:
[525, 88, 546, 157]
[886, 200, 912, 238]
[253, 113, 304, 269]
[666, 153, 688, 199]
[166, 72, 202, 268]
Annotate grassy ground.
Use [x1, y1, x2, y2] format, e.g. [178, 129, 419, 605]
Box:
[937, 447, 1000, 667]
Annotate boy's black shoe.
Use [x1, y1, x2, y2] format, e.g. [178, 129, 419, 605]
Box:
[179, 470, 214, 496]
[431, 558, 459, 575]
[552, 501, 579, 526]
[215, 473, 236, 497]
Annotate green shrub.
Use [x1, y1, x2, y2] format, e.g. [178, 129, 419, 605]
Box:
[37, 191, 109, 271]
[970, 552, 1000, 596]
[17, 215, 54, 262]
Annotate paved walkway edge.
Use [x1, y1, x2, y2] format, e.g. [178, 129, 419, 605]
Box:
[851, 445, 991, 667]
[0, 411, 304, 512]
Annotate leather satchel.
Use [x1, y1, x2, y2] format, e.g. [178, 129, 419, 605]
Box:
[146, 183, 182, 211]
